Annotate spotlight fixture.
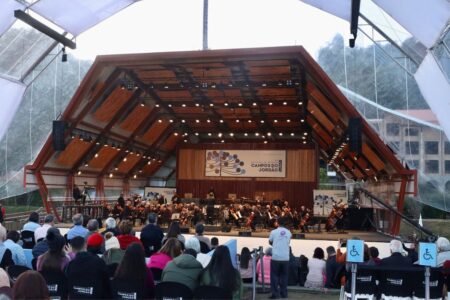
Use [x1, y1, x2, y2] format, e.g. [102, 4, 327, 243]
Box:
[238, 102, 243, 107]
[94, 153, 99, 158]
[252, 102, 257, 106]
[84, 162, 89, 167]
[224, 102, 229, 107]
[268, 102, 273, 106]
[109, 173, 113, 178]
[244, 133, 248, 136]
[195, 103, 200, 107]
[77, 170, 82, 175]
[133, 174, 137, 179]
[209, 103, 214, 107]
[61, 47, 67, 62]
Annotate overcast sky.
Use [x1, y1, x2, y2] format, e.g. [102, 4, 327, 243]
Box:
[72, 0, 349, 60]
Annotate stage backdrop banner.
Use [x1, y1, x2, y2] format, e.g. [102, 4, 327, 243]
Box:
[205, 150, 286, 178]
[144, 187, 176, 203]
[313, 189, 348, 217]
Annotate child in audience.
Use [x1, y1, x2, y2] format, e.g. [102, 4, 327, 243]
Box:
[256, 247, 272, 285]
[239, 247, 253, 283]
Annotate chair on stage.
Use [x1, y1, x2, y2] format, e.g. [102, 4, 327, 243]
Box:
[344, 265, 378, 300]
[20, 230, 35, 249]
[193, 285, 232, 300]
[154, 281, 193, 300]
[40, 269, 69, 300]
[412, 267, 445, 300]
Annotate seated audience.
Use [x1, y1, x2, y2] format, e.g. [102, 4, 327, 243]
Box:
[185, 237, 211, 268]
[288, 247, 300, 286]
[87, 232, 104, 255]
[211, 237, 219, 250]
[65, 236, 111, 299]
[66, 214, 89, 241]
[12, 270, 49, 300]
[304, 247, 326, 289]
[22, 212, 41, 232]
[239, 247, 253, 283]
[162, 221, 185, 246]
[37, 230, 70, 272]
[103, 232, 125, 265]
[403, 240, 419, 263]
[140, 213, 164, 257]
[117, 220, 143, 250]
[436, 237, 450, 267]
[380, 239, 412, 267]
[199, 245, 243, 300]
[102, 217, 120, 236]
[0, 267, 12, 298]
[112, 243, 155, 299]
[4, 230, 27, 266]
[86, 219, 99, 238]
[32, 227, 61, 259]
[0, 225, 14, 269]
[195, 223, 211, 250]
[34, 214, 54, 242]
[325, 246, 340, 288]
[368, 246, 381, 266]
[67, 236, 85, 260]
[148, 237, 182, 270]
[256, 247, 271, 285]
[298, 255, 308, 287]
[161, 248, 203, 291]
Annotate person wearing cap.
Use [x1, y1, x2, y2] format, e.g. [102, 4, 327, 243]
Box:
[4, 231, 27, 266]
[194, 223, 211, 250]
[140, 213, 164, 257]
[185, 237, 211, 268]
[32, 227, 61, 259]
[87, 233, 104, 255]
[380, 239, 412, 267]
[67, 214, 89, 241]
[102, 232, 125, 265]
[36, 230, 70, 272]
[34, 214, 54, 243]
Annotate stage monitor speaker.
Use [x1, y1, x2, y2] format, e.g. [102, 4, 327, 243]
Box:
[180, 227, 190, 234]
[221, 225, 231, 232]
[238, 231, 252, 237]
[293, 233, 305, 239]
[348, 117, 362, 153]
[52, 120, 67, 151]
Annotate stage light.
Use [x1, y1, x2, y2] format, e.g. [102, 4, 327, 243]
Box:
[94, 153, 99, 158]
[252, 102, 257, 106]
[283, 101, 287, 105]
[109, 173, 113, 178]
[61, 47, 67, 62]
[224, 102, 229, 107]
[77, 170, 82, 175]
[123, 158, 127, 162]
[133, 174, 137, 179]
[268, 102, 273, 106]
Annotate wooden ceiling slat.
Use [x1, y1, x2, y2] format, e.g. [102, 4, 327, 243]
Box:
[307, 101, 336, 132]
[116, 154, 142, 174]
[160, 135, 182, 152]
[156, 90, 192, 99]
[362, 143, 385, 172]
[141, 161, 162, 176]
[171, 107, 207, 114]
[248, 66, 291, 76]
[306, 83, 341, 123]
[264, 106, 299, 114]
[307, 115, 333, 145]
[141, 121, 170, 145]
[190, 68, 232, 78]
[137, 70, 176, 80]
[55, 138, 92, 167]
[245, 59, 291, 67]
[93, 88, 134, 123]
[88, 147, 119, 170]
[257, 88, 296, 97]
[119, 105, 153, 132]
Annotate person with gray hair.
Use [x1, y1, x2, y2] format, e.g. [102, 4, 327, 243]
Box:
[34, 214, 54, 242]
[86, 219, 99, 239]
[436, 237, 450, 267]
[380, 239, 412, 267]
[102, 217, 120, 236]
[0, 225, 14, 269]
[185, 237, 211, 267]
[67, 213, 89, 240]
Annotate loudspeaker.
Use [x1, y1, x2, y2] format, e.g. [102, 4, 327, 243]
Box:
[52, 120, 67, 151]
[348, 117, 362, 153]
[238, 231, 252, 237]
[221, 225, 231, 232]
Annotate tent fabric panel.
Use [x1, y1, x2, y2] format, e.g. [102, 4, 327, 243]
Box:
[0, 76, 26, 141]
[300, 0, 351, 22]
[0, 0, 24, 37]
[373, 0, 450, 49]
[31, 0, 139, 36]
[414, 52, 450, 141]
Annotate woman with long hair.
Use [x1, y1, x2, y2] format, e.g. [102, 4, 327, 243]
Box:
[304, 247, 326, 289]
[12, 270, 49, 300]
[147, 238, 182, 270]
[199, 245, 243, 300]
[37, 230, 70, 272]
[162, 221, 185, 246]
[239, 247, 253, 283]
[113, 242, 154, 298]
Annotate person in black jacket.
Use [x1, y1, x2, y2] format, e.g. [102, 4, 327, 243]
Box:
[288, 247, 300, 286]
[380, 239, 412, 267]
[325, 246, 341, 288]
[140, 213, 164, 257]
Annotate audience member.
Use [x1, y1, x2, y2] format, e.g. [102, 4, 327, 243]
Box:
[368, 246, 381, 266]
[102, 232, 124, 265]
[304, 247, 326, 289]
[298, 255, 309, 287]
[200, 245, 243, 300]
[67, 236, 85, 260]
[288, 247, 300, 286]
[117, 220, 143, 250]
[325, 246, 340, 288]
[87, 232, 104, 255]
[403, 240, 419, 263]
[211, 237, 219, 249]
[34, 214, 54, 242]
[268, 216, 292, 299]
[0, 267, 11, 298]
[185, 237, 211, 267]
[65, 236, 111, 299]
[4, 230, 26, 266]
[12, 270, 49, 300]
[36, 230, 70, 272]
[113, 242, 155, 299]
[380, 240, 412, 267]
[86, 219, 100, 238]
[436, 237, 450, 267]
[102, 217, 120, 236]
[194, 223, 211, 250]
[66, 214, 89, 241]
[22, 212, 40, 232]
[32, 227, 60, 259]
[148, 237, 182, 270]
[140, 213, 164, 257]
[256, 247, 271, 285]
[239, 247, 253, 283]
[0, 225, 14, 269]
[162, 221, 185, 246]
[0, 268, 9, 288]
[161, 247, 203, 291]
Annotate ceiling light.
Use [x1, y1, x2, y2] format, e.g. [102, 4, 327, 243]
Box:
[287, 119, 291, 123]
[264, 140, 268, 144]
[77, 170, 82, 175]
[164, 84, 169, 89]
[283, 101, 287, 105]
[303, 140, 307, 144]
[84, 162, 89, 167]
[174, 133, 179, 136]
[304, 132, 308, 136]
[109, 173, 113, 178]
[255, 133, 259, 136]
[300, 119, 305, 123]
[244, 133, 248, 136]
[260, 120, 265, 123]
[195, 119, 200, 123]
[219, 120, 224, 123]
[279, 133, 283, 136]
[208, 133, 212, 136]
[114, 167, 118, 171]
[274, 120, 278, 123]
[181, 120, 186, 123]
[218, 133, 222, 137]
[155, 104, 160, 107]
[291, 133, 295, 136]
[147, 161, 151, 165]
[193, 103, 199, 107]
[302, 136, 306, 140]
[184, 139, 187, 143]
[158, 119, 162, 123]
[238, 102, 243, 107]
[209, 103, 214, 107]
[140, 102, 145, 107]
[252, 102, 257, 106]
[261, 82, 267, 87]
[221, 140, 225, 143]
[268, 102, 273, 106]
[207, 119, 211, 123]
[298, 101, 303, 105]
[94, 153, 99, 158]
[267, 132, 272, 136]
[229, 133, 234, 137]
[168, 104, 172, 107]
[195, 132, 199, 136]
[95, 141, 100, 145]
[248, 120, 252, 123]
[169, 119, 173, 123]
[224, 102, 229, 107]
[133, 174, 137, 179]
[182, 103, 186, 107]
[123, 158, 127, 162]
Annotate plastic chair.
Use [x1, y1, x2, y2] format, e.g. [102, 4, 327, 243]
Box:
[199, 241, 210, 254]
[155, 281, 193, 300]
[40, 269, 68, 300]
[67, 273, 110, 299]
[110, 278, 148, 300]
[344, 266, 378, 300]
[193, 285, 232, 300]
[20, 230, 36, 249]
[378, 267, 419, 300]
[412, 267, 444, 300]
[7, 265, 31, 282]
[150, 267, 163, 281]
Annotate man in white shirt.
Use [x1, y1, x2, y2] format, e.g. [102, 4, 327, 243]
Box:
[268, 217, 292, 299]
[34, 214, 54, 242]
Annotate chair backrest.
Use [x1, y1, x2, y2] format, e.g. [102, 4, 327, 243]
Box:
[107, 263, 118, 279]
[110, 278, 148, 300]
[7, 265, 31, 282]
[150, 267, 163, 281]
[155, 281, 193, 300]
[199, 241, 210, 254]
[20, 230, 36, 249]
[193, 285, 232, 300]
[412, 267, 445, 299]
[68, 272, 109, 299]
[40, 269, 68, 299]
[378, 267, 419, 298]
[344, 265, 378, 296]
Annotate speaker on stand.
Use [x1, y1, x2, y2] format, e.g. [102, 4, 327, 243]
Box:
[348, 117, 362, 153]
[52, 120, 67, 151]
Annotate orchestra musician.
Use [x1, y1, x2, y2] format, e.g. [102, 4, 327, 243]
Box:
[298, 206, 311, 233]
[117, 192, 125, 209]
[72, 184, 82, 205]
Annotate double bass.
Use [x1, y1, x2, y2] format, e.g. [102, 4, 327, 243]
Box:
[326, 203, 346, 231]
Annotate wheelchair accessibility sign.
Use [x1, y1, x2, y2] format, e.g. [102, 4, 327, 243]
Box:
[346, 239, 364, 263]
[419, 242, 437, 267]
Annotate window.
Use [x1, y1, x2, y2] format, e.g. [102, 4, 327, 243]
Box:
[445, 161, 450, 174]
[445, 142, 450, 155]
[407, 160, 419, 169]
[405, 127, 419, 136]
[405, 142, 419, 155]
[386, 123, 400, 136]
[425, 141, 439, 155]
[388, 141, 400, 151]
[425, 160, 439, 173]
